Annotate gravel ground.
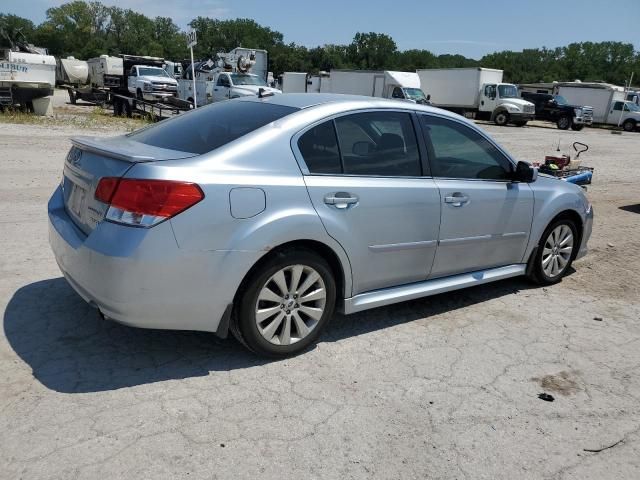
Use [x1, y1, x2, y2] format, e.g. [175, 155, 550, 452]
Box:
[0, 117, 639, 480]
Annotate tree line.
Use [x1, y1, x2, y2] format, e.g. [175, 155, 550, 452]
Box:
[1, 1, 638, 85]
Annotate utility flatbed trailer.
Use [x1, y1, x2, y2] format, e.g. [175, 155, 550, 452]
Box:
[62, 85, 108, 106]
[110, 92, 190, 120]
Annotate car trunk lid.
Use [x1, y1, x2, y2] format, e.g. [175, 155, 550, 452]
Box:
[62, 136, 197, 235]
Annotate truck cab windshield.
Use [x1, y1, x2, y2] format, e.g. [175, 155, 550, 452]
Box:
[403, 88, 428, 103]
[230, 74, 268, 86]
[554, 95, 568, 105]
[498, 85, 519, 99]
[138, 67, 170, 77]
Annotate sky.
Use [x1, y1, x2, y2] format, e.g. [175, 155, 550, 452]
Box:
[2, 0, 639, 59]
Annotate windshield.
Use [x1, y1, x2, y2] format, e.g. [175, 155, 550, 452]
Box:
[554, 95, 568, 105]
[403, 88, 427, 102]
[138, 67, 170, 78]
[498, 84, 518, 99]
[626, 102, 640, 112]
[230, 74, 268, 86]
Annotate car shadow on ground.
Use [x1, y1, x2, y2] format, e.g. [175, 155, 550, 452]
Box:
[4, 275, 538, 394]
[619, 204, 640, 214]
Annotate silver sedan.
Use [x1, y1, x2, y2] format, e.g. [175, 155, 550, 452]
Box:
[48, 94, 593, 356]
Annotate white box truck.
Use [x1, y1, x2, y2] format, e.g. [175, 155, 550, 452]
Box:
[418, 67, 535, 126]
[307, 69, 429, 103]
[554, 82, 640, 131]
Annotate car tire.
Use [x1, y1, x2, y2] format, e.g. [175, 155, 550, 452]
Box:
[571, 124, 584, 131]
[232, 248, 337, 357]
[528, 218, 578, 285]
[623, 119, 636, 132]
[557, 116, 571, 130]
[494, 111, 509, 126]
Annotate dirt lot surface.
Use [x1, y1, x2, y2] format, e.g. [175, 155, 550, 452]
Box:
[1, 114, 639, 479]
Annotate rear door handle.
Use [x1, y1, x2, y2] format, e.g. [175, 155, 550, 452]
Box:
[324, 192, 359, 209]
[444, 194, 469, 206]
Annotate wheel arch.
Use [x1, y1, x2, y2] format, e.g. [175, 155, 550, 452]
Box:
[528, 208, 584, 265]
[233, 239, 351, 308]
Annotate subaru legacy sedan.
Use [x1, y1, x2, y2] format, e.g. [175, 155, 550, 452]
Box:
[48, 94, 593, 357]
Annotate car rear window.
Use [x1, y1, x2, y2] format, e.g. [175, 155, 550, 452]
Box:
[128, 101, 298, 154]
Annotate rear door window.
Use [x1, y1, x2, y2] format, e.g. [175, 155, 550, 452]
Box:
[297, 121, 342, 174]
[334, 111, 421, 176]
[128, 101, 298, 154]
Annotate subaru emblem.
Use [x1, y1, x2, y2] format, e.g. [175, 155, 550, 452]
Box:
[67, 147, 82, 168]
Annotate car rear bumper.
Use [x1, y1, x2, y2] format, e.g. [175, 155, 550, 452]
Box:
[576, 205, 593, 260]
[48, 185, 260, 333]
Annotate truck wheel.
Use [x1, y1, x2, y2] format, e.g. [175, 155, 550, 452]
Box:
[571, 124, 584, 131]
[68, 89, 76, 105]
[124, 101, 133, 118]
[513, 121, 527, 127]
[494, 111, 509, 126]
[623, 119, 636, 132]
[557, 116, 571, 130]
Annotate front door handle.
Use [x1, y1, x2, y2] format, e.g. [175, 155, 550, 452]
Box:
[444, 193, 469, 207]
[324, 192, 359, 209]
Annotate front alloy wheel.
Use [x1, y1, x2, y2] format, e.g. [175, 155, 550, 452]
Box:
[542, 224, 574, 278]
[529, 219, 577, 285]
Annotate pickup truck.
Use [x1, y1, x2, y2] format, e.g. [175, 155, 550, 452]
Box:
[127, 65, 178, 102]
[520, 92, 593, 130]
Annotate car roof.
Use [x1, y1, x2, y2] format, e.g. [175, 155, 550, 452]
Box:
[240, 92, 458, 118]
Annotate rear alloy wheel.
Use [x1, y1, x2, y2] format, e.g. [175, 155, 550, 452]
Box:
[494, 111, 509, 126]
[529, 219, 577, 285]
[623, 119, 636, 132]
[557, 116, 571, 130]
[233, 249, 336, 357]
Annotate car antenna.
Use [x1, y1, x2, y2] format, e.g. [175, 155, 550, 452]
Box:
[556, 137, 561, 152]
[258, 88, 274, 99]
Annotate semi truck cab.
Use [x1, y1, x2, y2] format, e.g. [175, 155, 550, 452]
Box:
[480, 83, 535, 126]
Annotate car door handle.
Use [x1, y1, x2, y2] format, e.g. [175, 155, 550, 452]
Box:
[324, 193, 359, 209]
[444, 194, 469, 206]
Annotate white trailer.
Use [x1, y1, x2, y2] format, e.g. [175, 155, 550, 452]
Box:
[310, 70, 428, 103]
[87, 55, 123, 88]
[280, 72, 309, 93]
[56, 56, 89, 86]
[418, 67, 535, 126]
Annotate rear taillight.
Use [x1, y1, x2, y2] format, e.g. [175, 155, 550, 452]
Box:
[95, 177, 204, 227]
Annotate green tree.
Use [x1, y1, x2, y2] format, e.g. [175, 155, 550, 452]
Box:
[348, 32, 397, 70]
[0, 14, 36, 48]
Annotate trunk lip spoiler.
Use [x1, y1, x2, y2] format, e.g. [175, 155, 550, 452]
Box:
[70, 136, 198, 163]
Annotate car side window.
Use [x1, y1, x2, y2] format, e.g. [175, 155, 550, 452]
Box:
[129, 67, 137, 77]
[421, 115, 512, 180]
[334, 112, 421, 176]
[613, 102, 623, 111]
[297, 121, 342, 174]
[391, 87, 404, 99]
[217, 75, 230, 87]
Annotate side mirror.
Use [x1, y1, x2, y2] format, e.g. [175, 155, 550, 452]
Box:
[352, 141, 374, 156]
[513, 161, 537, 183]
[426, 94, 431, 101]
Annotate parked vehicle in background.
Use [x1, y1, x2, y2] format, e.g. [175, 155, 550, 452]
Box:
[520, 92, 593, 130]
[48, 94, 593, 357]
[177, 48, 280, 107]
[418, 67, 535, 126]
[127, 64, 178, 101]
[55, 56, 88, 86]
[0, 39, 54, 112]
[163, 60, 183, 79]
[285, 69, 430, 103]
[87, 55, 123, 89]
[555, 82, 640, 131]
